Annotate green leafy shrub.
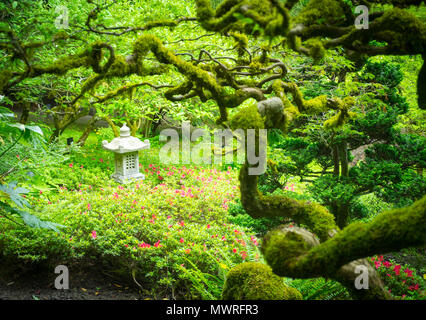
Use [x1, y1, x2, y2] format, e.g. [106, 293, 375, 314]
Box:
[372, 255, 425, 300]
[0, 164, 262, 298]
[360, 61, 403, 88]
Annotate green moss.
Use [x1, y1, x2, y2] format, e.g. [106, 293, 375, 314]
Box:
[261, 228, 311, 276]
[107, 55, 134, 76]
[286, 286, 303, 300]
[302, 95, 328, 113]
[230, 31, 248, 57]
[0, 70, 12, 92]
[229, 102, 264, 130]
[88, 42, 115, 74]
[271, 81, 301, 125]
[249, 60, 263, 73]
[195, 0, 290, 37]
[259, 195, 337, 241]
[295, 0, 345, 26]
[222, 262, 302, 300]
[262, 195, 426, 279]
[324, 97, 356, 130]
[304, 38, 325, 62]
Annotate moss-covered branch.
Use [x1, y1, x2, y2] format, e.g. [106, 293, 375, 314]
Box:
[195, 0, 290, 37]
[261, 196, 426, 279]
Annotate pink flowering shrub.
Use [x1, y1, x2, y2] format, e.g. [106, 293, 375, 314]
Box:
[372, 255, 425, 300]
[0, 164, 261, 298]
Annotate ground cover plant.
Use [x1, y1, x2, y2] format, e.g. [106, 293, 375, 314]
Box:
[0, 0, 425, 301]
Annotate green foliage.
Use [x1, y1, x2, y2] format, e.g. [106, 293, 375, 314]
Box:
[228, 198, 287, 235]
[309, 175, 356, 207]
[372, 255, 425, 300]
[360, 61, 404, 88]
[289, 277, 350, 300]
[0, 163, 261, 298]
[0, 107, 62, 231]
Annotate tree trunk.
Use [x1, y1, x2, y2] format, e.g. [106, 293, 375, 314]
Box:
[339, 141, 349, 177]
[332, 144, 340, 176]
[77, 116, 98, 146]
[336, 203, 350, 229]
[19, 102, 30, 124]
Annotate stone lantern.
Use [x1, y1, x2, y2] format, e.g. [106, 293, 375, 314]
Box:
[102, 123, 150, 184]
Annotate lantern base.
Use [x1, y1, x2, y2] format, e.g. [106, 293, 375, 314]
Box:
[111, 173, 145, 184]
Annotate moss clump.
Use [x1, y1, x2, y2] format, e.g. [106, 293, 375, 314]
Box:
[304, 38, 325, 62]
[286, 286, 303, 300]
[261, 228, 311, 277]
[302, 95, 328, 113]
[230, 31, 248, 56]
[0, 70, 12, 92]
[249, 60, 263, 73]
[323, 97, 356, 130]
[222, 262, 302, 300]
[230, 102, 264, 130]
[295, 0, 345, 26]
[271, 80, 300, 126]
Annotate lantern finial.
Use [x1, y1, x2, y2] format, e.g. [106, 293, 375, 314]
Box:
[120, 123, 131, 137]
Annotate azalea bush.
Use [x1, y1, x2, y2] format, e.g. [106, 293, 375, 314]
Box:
[372, 255, 425, 300]
[0, 163, 262, 298]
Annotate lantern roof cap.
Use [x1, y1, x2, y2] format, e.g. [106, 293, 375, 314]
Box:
[120, 123, 131, 137]
[102, 123, 150, 154]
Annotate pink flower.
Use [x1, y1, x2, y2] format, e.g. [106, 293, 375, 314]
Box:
[207, 224, 210, 229]
[91, 230, 97, 239]
[87, 203, 91, 210]
[154, 240, 162, 248]
[139, 242, 151, 248]
[69, 163, 73, 168]
[383, 261, 392, 268]
[394, 264, 401, 275]
[179, 238, 184, 243]
[99, 158, 104, 163]
[404, 268, 413, 277]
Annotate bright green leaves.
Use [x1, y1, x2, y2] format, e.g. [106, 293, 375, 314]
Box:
[0, 181, 30, 209]
[417, 56, 426, 109]
[0, 181, 63, 232]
